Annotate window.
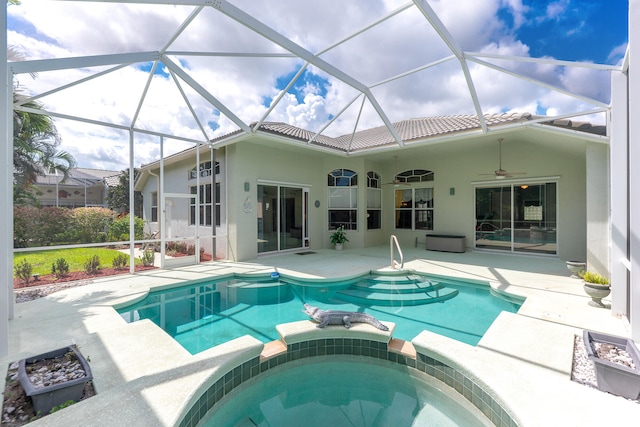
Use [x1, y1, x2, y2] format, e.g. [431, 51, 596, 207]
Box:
[150, 191, 158, 223]
[328, 168, 357, 230]
[215, 182, 221, 227]
[395, 188, 433, 230]
[366, 171, 381, 230]
[189, 161, 219, 180]
[395, 168, 433, 184]
[189, 184, 213, 226]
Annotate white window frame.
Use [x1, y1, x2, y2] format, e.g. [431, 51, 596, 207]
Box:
[366, 171, 382, 230]
[328, 168, 358, 230]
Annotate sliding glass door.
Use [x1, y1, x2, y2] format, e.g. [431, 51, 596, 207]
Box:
[258, 184, 308, 254]
[475, 182, 557, 255]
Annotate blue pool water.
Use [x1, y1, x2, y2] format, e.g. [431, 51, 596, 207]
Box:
[117, 272, 522, 354]
[202, 359, 492, 427]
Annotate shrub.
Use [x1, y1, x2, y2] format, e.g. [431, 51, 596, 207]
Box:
[51, 258, 70, 278]
[139, 249, 155, 267]
[107, 214, 144, 242]
[14, 259, 33, 284]
[84, 255, 101, 275]
[13, 206, 72, 247]
[70, 208, 117, 244]
[112, 253, 128, 269]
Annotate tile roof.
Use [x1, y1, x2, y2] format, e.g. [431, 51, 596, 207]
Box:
[211, 112, 606, 154]
[34, 168, 121, 187]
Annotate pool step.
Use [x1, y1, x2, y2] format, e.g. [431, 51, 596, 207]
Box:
[353, 280, 443, 294]
[368, 275, 422, 284]
[336, 288, 458, 306]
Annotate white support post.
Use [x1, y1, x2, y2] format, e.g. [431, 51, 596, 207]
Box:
[610, 71, 629, 318]
[159, 136, 165, 269]
[1, 3, 11, 358]
[129, 129, 136, 274]
[629, 0, 640, 341]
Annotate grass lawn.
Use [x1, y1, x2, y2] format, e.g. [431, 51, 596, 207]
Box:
[13, 247, 142, 277]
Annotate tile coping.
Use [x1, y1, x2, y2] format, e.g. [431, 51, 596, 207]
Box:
[176, 322, 517, 427]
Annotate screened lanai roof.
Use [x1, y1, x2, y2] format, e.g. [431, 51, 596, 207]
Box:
[7, 0, 626, 167]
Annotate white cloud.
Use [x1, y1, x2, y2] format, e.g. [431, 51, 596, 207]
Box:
[501, 0, 530, 28]
[7, 0, 621, 170]
[545, 0, 570, 20]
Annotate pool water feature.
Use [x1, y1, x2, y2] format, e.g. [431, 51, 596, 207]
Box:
[117, 272, 522, 354]
[202, 358, 493, 427]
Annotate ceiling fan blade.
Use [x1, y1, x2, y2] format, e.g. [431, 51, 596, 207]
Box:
[478, 138, 527, 179]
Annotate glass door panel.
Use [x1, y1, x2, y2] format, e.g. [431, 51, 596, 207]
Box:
[475, 186, 512, 251]
[258, 185, 305, 254]
[258, 185, 278, 253]
[475, 182, 557, 255]
[514, 183, 557, 254]
[280, 187, 303, 251]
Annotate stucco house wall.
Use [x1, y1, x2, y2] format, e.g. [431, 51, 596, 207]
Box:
[138, 123, 603, 266]
[140, 150, 227, 259]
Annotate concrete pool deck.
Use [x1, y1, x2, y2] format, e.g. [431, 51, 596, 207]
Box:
[2, 247, 639, 426]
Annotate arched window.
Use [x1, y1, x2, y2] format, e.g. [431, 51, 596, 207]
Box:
[189, 161, 220, 179]
[367, 171, 381, 230]
[395, 168, 433, 183]
[328, 169, 357, 230]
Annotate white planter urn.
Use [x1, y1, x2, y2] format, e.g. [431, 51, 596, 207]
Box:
[335, 243, 343, 251]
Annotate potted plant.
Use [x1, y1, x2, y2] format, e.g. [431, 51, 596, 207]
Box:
[566, 260, 586, 278]
[330, 226, 349, 250]
[580, 271, 610, 307]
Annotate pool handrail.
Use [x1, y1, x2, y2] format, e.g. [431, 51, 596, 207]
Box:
[390, 235, 404, 270]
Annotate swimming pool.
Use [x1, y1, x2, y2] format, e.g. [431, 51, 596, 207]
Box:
[201, 357, 493, 427]
[117, 271, 522, 354]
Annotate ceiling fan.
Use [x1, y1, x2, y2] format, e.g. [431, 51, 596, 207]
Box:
[384, 155, 410, 186]
[479, 138, 526, 180]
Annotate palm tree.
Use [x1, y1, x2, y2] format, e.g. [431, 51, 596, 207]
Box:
[8, 41, 77, 203]
[13, 92, 76, 188]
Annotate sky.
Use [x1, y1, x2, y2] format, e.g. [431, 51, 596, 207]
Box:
[6, 0, 629, 171]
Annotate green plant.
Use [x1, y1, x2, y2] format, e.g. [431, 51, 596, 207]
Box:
[580, 271, 610, 285]
[140, 249, 155, 267]
[49, 399, 75, 413]
[51, 257, 70, 278]
[329, 226, 349, 245]
[84, 255, 101, 274]
[112, 253, 128, 269]
[14, 259, 33, 283]
[70, 207, 117, 244]
[107, 213, 144, 242]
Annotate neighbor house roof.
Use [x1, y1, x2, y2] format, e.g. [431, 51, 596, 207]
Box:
[210, 112, 606, 154]
[34, 168, 121, 187]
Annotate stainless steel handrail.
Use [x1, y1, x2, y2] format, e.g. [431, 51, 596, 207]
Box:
[390, 235, 404, 270]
